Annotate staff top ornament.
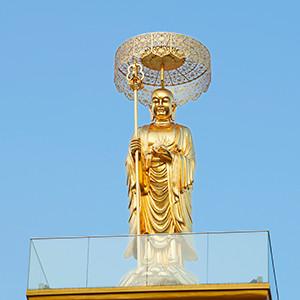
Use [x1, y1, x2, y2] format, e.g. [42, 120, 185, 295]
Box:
[114, 32, 211, 106]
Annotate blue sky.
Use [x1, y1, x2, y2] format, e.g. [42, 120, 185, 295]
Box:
[0, 0, 299, 299]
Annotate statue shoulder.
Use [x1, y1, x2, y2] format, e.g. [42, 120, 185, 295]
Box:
[174, 123, 193, 136]
[138, 124, 150, 132]
[137, 124, 150, 137]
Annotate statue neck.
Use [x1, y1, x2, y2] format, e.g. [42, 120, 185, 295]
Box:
[153, 118, 173, 127]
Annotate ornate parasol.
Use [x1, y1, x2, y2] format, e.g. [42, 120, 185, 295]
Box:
[114, 31, 211, 106]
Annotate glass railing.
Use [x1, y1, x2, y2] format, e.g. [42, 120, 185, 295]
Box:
[27, 231, 278, 299]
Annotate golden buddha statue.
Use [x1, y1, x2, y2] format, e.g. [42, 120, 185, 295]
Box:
[126, 87, 195, 236]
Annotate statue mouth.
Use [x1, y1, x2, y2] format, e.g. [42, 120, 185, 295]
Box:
[157, 111, 166, 115]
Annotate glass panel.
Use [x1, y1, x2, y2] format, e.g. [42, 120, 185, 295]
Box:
[185, 233, 209, 284]
[87, 235, 146, 287]
[28, 240, 49, 289]
[268, 234, 279, 300]
[27, 231, 274, 292]
[28, 237, 88, 289]
[206, 231, 269, 284]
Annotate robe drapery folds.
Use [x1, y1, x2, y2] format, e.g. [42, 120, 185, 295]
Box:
[126, 124, 195, 236]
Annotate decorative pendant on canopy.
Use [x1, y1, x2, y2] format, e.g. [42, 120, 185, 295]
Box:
[114, 32, 211, 106]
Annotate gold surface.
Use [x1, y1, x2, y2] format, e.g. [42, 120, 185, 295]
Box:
[141, 50, 185, 71]
[126, 62, 144, 92]
[126, 89, 194, 237]
[114, 32, 211, 106]
[126, 61, 146, 264]
[27, 283, 271, 300]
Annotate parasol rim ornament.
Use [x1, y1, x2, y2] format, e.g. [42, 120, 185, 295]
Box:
[114, 32, 211, 106]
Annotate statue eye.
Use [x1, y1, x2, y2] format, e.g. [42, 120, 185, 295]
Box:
[163, 97, 170, 103]
[153, 97, 159, 103]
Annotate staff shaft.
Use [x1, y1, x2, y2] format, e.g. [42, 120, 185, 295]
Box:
[133, 89, 141, 266]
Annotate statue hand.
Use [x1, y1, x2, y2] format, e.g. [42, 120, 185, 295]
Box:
[152, 146, 172, 163]
[130, 137, 141, 157]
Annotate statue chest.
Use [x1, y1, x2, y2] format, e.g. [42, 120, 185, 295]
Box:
[146, 127, 176, 149]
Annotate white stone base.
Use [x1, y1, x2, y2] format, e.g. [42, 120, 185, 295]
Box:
[120, 234, 198, 286]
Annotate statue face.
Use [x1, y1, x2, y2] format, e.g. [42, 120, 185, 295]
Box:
[151, 88, 174, 121]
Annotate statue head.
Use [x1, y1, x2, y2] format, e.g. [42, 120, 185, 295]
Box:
[150, 88, 176, 122]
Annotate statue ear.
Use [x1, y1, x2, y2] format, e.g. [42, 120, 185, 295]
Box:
[149, 105, 155, 121]
[171, 103, 177, 121]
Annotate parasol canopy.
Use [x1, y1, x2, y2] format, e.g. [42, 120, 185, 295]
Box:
[114, 32, 211, 106]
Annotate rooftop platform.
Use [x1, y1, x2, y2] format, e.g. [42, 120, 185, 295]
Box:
[26, 283, 270, 300]
[26, 231, 278, 300]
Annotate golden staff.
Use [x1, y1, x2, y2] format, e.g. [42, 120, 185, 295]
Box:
[126, 62, 144, 265]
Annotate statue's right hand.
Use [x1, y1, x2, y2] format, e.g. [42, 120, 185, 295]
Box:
[130, 137, 141, 157]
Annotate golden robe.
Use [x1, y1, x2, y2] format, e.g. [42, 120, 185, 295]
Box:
[126, 123, 195, 236]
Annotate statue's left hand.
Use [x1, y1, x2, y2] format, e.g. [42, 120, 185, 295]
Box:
[152, 146, 172, 163]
